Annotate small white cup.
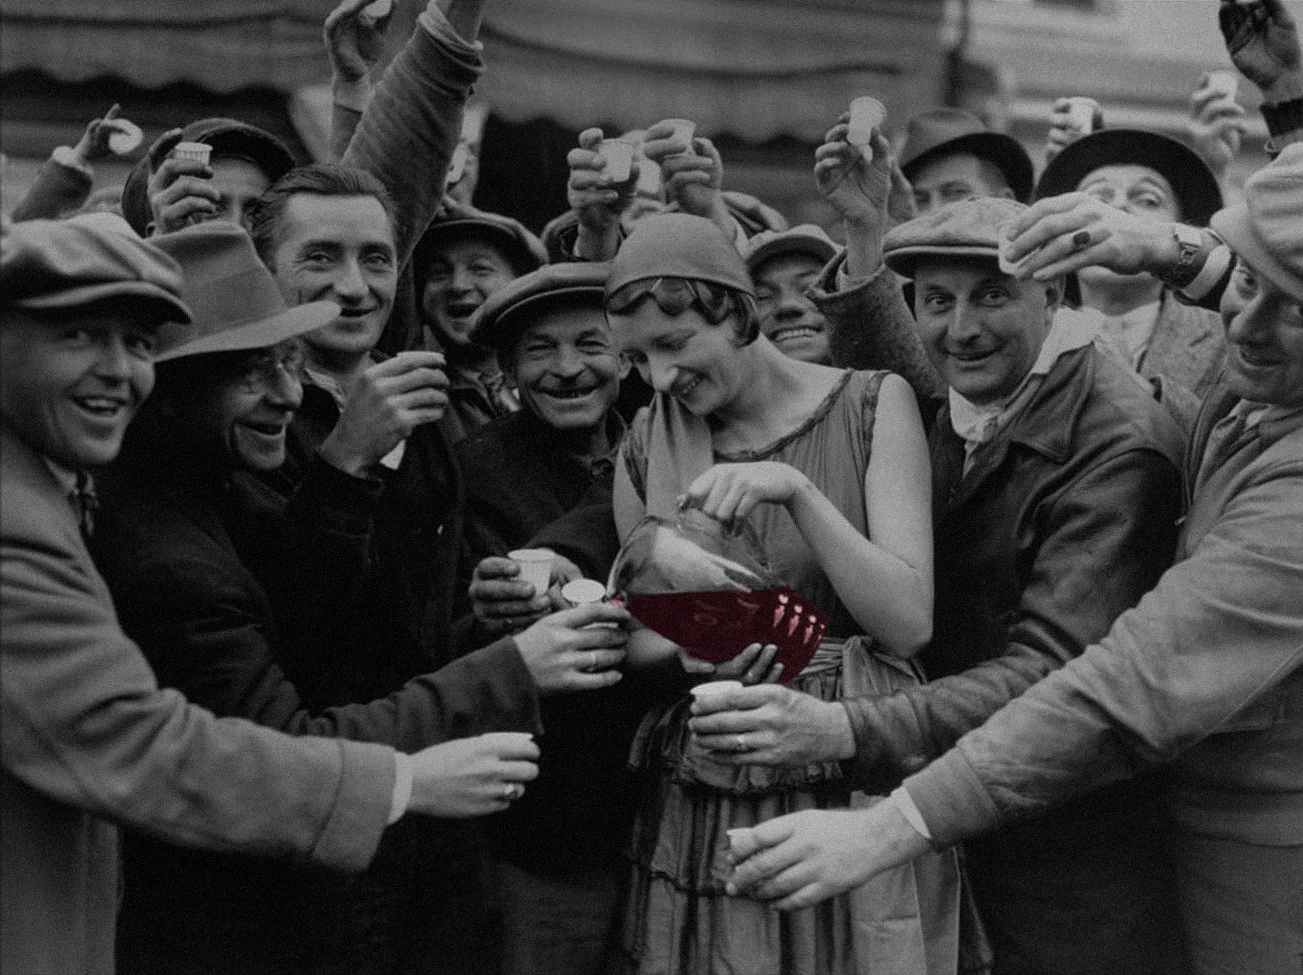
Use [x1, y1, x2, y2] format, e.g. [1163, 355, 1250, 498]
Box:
[171, 142, 213, 166]
[508, 548, 554, 595]
[1203, 70, 1239, 102]
[600, 138, 636, 182]
[107, 120, 143, 156]
[846, 96, 887, 152]
[660, 119, 697, 156]
[1063, 97, 1100, 135]
[689, 679, 744, 700]
[561, 578, 606, 606]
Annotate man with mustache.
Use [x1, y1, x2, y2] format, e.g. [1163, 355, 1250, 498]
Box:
[454, 261, 645, 975]
[701, 197, 1189, 972]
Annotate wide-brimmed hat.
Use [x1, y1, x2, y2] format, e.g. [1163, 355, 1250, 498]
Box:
[1, 212, 192, 323]
[607, 213, 754, 297]
[471, 261, 609, 355]
[1211, 142, 1303, 303]
[899, 109, 1035, 204]
[411, 208, 548, 287]
[148, 222, 338, 362]
[744, 224, 839, 274]
[883, 196, 1026, 279]
[121, 119, 297, 236]
[1035, 128, 1223, 227]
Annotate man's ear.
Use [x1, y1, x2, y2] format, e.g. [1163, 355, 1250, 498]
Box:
[617, 353, 633, 381]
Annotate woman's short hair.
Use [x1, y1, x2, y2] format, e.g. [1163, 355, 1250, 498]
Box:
[605, 276, 760, 345]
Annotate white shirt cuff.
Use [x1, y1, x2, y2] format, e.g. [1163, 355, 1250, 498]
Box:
[388, 751, 414, 824]
[889, 786, 932, 841]
[1177, 243, 1232, 304]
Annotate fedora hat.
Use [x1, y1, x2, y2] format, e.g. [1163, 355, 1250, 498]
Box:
[899, 109, 1035, 204]
[121, 119, 297, 236]
[471, 261, 609, 355]
[1035, 128, 1223, 227]
[148, 222, 338, 362]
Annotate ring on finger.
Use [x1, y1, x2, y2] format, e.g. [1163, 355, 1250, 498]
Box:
[502, 783, 521, 802]
[735, 734, 747, 752]
[1071, 229, 1092, 251]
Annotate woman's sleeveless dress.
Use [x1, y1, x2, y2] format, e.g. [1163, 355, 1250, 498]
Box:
[616, 370, 962, 975]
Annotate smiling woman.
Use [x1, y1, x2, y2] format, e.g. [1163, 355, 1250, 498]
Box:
[601, 213, 951, 975]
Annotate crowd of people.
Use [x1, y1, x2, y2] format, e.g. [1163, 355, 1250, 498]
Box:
[2, 0, 1301, 973]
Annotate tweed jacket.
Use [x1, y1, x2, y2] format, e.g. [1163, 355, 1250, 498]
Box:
[0, 425, 396, 975]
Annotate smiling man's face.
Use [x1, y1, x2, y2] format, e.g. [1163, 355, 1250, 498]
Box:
[507, 306, 625, 432]
[1, 307, 158, 468]
[752, 252, 832, 365]
[420, 236, 518, 351]
[267, 193, 398, 359]
[914, 255, 1058, 406]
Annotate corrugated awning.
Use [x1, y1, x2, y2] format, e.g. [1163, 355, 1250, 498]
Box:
[476, 0, 945, 143]
[1, 0, 946, 143]
[0, 0, 346, 92]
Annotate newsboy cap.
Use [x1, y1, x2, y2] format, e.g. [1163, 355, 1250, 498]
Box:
[744, 224, 839, 274]
[1, 213, 192, 323]
[883, 196, 1026, 279]
[1211, 141, 1303, 304]
[606, 212, 754, 297]
[411, 208, 548, 287]
[471, 261, 609, 355]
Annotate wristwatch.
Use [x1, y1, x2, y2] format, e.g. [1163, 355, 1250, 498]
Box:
[1157, 223, 1206, 291]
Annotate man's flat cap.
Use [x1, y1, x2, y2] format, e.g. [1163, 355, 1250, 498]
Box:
[883, 197, 1026, 279]
[1, 213, 192, 322]
[471, 261, 610, 354]
[744, 224, 839, 273]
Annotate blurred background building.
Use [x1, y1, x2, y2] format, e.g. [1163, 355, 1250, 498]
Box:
[1, 0, 1292, 232]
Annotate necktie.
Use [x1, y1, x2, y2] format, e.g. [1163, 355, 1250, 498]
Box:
[73, 470, 98, 540]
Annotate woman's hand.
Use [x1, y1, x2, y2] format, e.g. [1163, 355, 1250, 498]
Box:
[689, 684, 855, 765]
[682, 642, 783, 684]
[683, 462, 812, 525]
